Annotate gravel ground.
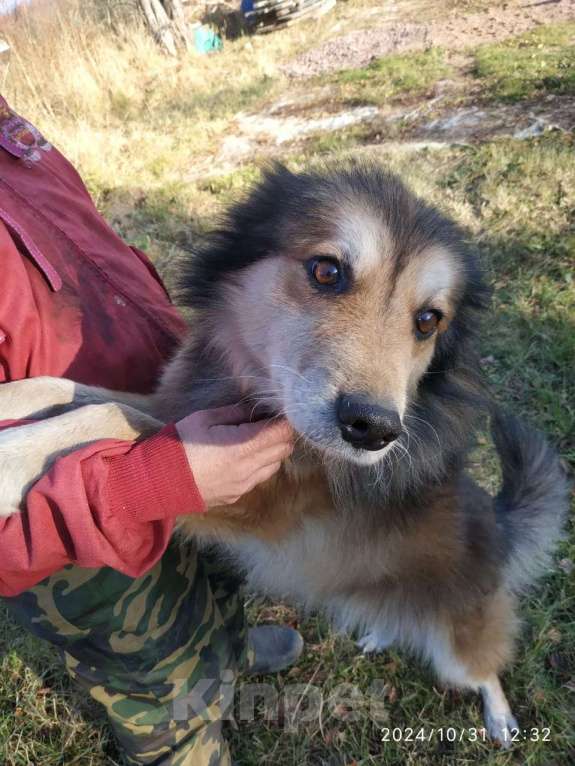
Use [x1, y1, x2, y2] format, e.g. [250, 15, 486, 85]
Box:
[284, 0, 575, 77]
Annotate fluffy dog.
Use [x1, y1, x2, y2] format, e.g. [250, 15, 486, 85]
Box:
[0, 163, 568, 745]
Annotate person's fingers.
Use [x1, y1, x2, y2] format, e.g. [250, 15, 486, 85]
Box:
[209, 417, 271, 447]
[244, 440, 294, 470]
[241, 418, 294, 451]
[211, 417, 294, 449]
[247, 460, 283, 491]
[199, 402, 254, 427]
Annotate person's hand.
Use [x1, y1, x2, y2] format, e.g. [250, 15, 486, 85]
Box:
[175, 404, 294, 509]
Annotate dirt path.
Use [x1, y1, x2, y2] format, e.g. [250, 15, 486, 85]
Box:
[188, 90, 573, 181]
[189, 0, 574, 180]
[284, 0, 575, 77]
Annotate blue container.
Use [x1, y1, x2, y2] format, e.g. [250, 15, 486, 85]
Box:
[194, 25, 223, 54]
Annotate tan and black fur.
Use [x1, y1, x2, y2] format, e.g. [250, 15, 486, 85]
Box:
[0, 163, 568, 745]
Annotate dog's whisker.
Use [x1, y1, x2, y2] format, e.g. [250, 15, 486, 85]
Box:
[189, 373, 272, 385]
[268, 363, 313, 386]
[404, 413, 442, 450]
[401, 424, 424, 454]
[393, 440, 413, 474]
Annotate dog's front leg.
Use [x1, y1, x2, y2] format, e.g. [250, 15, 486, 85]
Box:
[0, 376, 79, 420]
[427, 588, 519, 747]
[0, 376, 154, 421]
[0, 402, 161, 517]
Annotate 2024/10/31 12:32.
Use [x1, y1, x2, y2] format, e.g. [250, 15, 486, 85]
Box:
[380, 727, 551, 743]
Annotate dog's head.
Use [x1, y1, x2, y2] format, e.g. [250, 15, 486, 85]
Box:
[186, 164, 486, 467]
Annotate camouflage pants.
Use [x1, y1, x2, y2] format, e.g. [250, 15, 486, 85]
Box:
[4, 542, 246, 765]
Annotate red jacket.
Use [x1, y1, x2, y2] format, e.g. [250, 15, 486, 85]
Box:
[0, 96, 205, 597]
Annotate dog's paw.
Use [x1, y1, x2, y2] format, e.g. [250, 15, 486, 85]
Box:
[480, 676, 518, 749]
[484, 709, 518, 749]
[356, 630, 394, 654]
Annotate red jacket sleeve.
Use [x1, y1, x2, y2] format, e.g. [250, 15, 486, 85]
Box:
[0, 423, 205, 597]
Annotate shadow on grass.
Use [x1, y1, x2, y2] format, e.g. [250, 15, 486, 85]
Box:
[476, 230, 575, 461]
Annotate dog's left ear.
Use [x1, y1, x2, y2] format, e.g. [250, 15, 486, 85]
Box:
[429, 248, 489, 377]
[261, 161, 297, 188]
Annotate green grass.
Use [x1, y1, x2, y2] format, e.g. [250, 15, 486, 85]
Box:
[439, 135, 575, 448]
[473, 22, 575, 102]
[329, 47, 451, 106]
[0, 612, 115, 764]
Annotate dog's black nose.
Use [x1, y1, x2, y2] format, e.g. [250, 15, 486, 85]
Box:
[337, 394, 402, 451]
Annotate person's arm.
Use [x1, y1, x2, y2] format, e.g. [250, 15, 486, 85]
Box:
[0, 407, 293, 597]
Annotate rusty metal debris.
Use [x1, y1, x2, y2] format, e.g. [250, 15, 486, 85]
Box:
[242, 0, 335, 35]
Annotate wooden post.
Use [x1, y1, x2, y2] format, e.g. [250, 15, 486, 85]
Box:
[138, 0, 192, 55]
[164, 0, 192, 50]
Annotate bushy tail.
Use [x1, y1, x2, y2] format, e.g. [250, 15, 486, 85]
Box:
[492, 409, 571, 593]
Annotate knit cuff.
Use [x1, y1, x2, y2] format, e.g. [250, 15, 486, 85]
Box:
[107, 424, 206, 523]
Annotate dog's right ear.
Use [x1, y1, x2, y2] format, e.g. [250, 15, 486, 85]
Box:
[261, 161, 294, 184]
[255, 162, 303, 209]
[179, 166, 294, 309]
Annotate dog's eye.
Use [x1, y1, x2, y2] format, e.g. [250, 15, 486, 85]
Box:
[415, 309, 441, 339]
[307, 257, 345, 291]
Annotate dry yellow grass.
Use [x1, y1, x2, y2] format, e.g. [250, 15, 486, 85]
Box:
[2, 0, 324, 200]
[1, 0, 487, 205]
